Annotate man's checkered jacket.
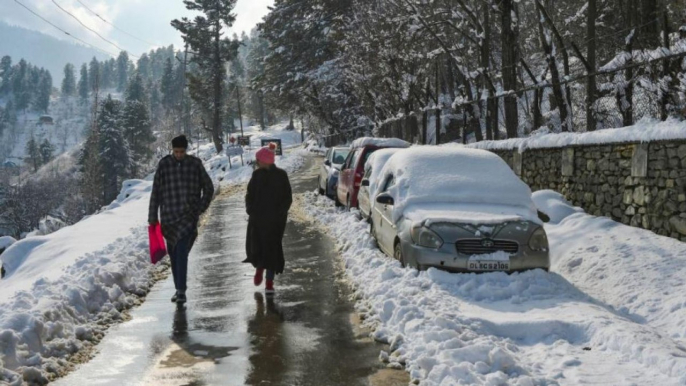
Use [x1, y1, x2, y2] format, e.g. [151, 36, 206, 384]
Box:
[148, 154, 215, 246]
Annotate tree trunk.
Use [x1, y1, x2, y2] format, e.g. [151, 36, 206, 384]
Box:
[537, 7, 569, 131]
[500, 0, 519, 138]
[586, 0, 597, 131]
[212, 20, 223, 153]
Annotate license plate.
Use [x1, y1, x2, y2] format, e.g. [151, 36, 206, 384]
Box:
[467, 260, 510, 271]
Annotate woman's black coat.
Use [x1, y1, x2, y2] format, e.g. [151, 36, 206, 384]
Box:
[244, 165, 293, 274]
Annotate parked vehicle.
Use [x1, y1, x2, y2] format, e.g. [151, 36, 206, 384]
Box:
[369, 146, 550, 273]
[359, 148, 404, 220]
[337, 137, 410, 210]
[318, 147, 350, 197]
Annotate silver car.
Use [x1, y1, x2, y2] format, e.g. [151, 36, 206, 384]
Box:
[370, 146, 550, 273]
[318, 147, 350, 198]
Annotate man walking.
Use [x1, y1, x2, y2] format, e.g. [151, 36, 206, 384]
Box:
[149, 135, 214, 304]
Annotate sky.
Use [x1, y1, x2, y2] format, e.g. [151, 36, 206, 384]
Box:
[1, 0, 274, 57]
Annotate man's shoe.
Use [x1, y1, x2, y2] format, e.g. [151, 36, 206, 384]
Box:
[171, 291, 178, 303]
[265, 280, 275, 295]
[254, 268, 265, 286]
[176, 292, 187, 304]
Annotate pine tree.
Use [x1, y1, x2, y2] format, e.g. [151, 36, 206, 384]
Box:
[160, 57, 176, 111]
[88, 57, 101, 92]
[78, 63, 89, 104]
[79, 125, 104, 212]
[122, 73, 154, 177]
[116, 51, 130, 92]
[98, 95, 130, 203]
[39, 138, 55, 165]
[171, 0, 241, 153]
[34, 70, 52, 113]
[61, 63, 76, 97]
[101, 60, 114, 90]
[0, 55, 12, 95]
[25, 135, 41, 172]
[13, 59, 30, 111]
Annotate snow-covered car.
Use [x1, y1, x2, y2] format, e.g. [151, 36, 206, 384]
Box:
[370, 146, 550, 272]
[318, 147, 350, 197]
[337, 137, 411, 209]
[359, 148, 404, 221]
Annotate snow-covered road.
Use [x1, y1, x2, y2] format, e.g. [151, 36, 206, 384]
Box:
[301, 188, 686, 385]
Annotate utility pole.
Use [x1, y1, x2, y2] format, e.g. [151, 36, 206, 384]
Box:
[236, 86, 244, 138]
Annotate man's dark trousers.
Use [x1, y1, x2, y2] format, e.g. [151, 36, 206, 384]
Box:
[170, 233, 194, 292]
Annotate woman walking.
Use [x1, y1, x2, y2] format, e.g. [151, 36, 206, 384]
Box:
[244, 145, 293, 294]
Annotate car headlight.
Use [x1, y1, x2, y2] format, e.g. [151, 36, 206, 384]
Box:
[410, 226, 444, 249]
[528, 227, 549, 251]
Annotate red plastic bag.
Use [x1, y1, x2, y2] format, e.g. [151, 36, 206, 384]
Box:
[148, 223, 167, 264]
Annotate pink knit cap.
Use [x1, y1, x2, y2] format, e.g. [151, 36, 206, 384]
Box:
[255, 146, 275, 165]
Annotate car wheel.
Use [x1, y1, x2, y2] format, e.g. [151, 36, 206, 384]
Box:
[394, 241, 406, 268]
[335, 195, 343, 207]
[346, 195, 352, 211]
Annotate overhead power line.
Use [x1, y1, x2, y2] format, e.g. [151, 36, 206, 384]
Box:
[13, 0, 117, 57]
[51, 0, 138, 58]
[75, 0, 157, 47]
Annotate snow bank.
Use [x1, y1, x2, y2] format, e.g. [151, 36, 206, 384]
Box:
[531, 190, 584, 224]
[0, 134, 306, 384]
[538, 191, 686, 350]
[468, 118, 686, 152]
[301, 192, 686, 385]
[351, 136, 411, 149]
[380, 146, 540, 224]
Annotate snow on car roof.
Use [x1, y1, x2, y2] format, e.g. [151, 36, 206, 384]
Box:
[380, 145, 539, 224]
[350, 137, 411, 150]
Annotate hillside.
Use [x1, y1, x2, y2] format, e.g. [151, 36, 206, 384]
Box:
[0, 22, 110, 84]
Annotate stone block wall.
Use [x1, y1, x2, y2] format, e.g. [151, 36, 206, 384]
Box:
[490, 141, 686, 241]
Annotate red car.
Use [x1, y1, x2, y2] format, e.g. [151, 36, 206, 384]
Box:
[336, 137, 411, 210]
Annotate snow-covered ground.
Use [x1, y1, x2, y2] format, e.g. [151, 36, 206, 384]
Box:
[300, 191, 686, 385]
[0, 123, 305, 384]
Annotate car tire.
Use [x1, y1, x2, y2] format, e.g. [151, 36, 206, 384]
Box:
[335, 195, 343, 207]
[318, 177, 325, 195]
[370, 222, 377, 243]
[394, 241, 406, 268]
[346, 195, 352, 211]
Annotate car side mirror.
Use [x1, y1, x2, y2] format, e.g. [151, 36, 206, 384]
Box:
[537, 210, 550, 223]
[324, 160, 331, 166]
[361, 179, 370, 187]
[376, 193, 394, 206]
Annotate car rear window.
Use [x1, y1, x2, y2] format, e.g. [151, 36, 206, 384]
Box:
[333, 149, 350, 164]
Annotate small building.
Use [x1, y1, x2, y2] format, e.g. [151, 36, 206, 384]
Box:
[38, 115, 54, 125]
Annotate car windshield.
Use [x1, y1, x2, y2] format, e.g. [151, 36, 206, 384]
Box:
[333, 149, 350, 164]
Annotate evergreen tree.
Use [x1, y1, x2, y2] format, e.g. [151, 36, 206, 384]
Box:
[98, 95, 130, 203]
[39, 138, 55, 165]
[116, 51, 130, 92]
[137, 54, 152, 82]
[25, 135, 41, 172]
[171, 0, 241, 153]
[122, 74, 154, 177]
[78, 63, 89, 103]
[34, 70, 52, 113]
[13, 59, 30, 111]
[88, 57, 101, 91]
[0, 55, 12, 95]
[79, 125, 104, 212]
[160, 57, 176, 111]
[61, 63, 76, 97]
[101, 60, 114, 89]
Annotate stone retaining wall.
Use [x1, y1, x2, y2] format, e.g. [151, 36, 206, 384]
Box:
[490, 141, 686, 241]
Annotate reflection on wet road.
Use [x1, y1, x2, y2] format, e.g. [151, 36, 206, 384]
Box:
[56, 155, 394, 386]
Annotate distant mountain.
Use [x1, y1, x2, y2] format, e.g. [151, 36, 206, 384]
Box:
[0, 22, 111, 84]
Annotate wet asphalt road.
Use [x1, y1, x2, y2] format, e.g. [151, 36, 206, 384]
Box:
[55, 155, 400, 386]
